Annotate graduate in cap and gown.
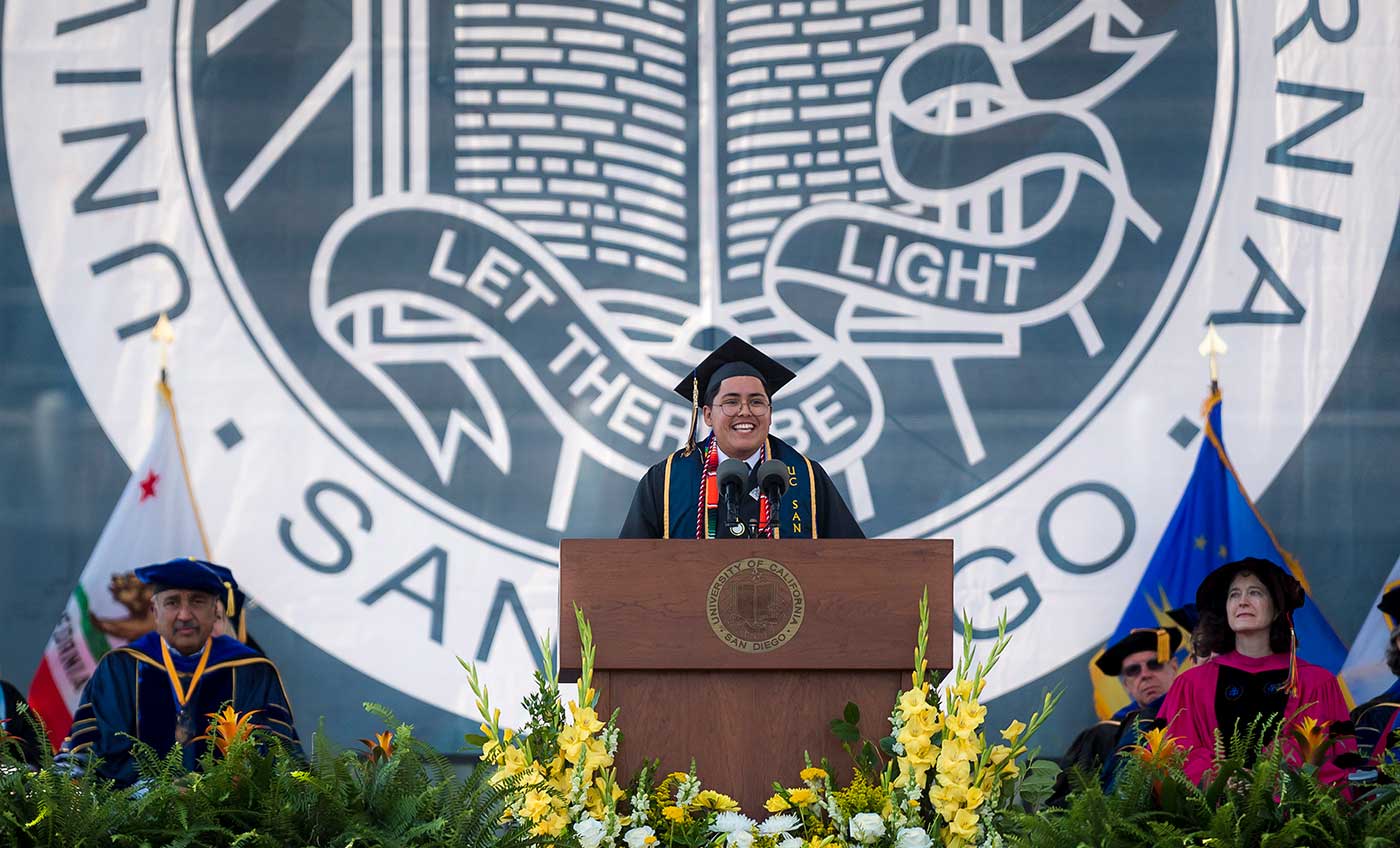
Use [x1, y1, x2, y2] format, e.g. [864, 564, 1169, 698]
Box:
[1158, 557, 1354, 785]
[1350, 586, 1400, 768]
[618, 337, 864, 540]
[1048, 624, 1183, 805]
[60, 558, 301, 786]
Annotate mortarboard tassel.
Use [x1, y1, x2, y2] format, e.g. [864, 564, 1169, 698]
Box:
[1284, 612, 1299, 695]
[683, 376, 699, 456]
[1156, 628, 1171, 665]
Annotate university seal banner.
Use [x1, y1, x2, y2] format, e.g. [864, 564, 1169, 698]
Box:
[3, 0, 1397, 729]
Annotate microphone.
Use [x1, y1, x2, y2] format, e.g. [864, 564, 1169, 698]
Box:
[754, 459, 790, 501]
[716, 459, 750, 537]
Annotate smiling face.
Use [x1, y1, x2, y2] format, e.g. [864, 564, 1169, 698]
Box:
[151, 588, 219, 654]
[1226, 571, 1276, 637]
[701, 375, 770, 461]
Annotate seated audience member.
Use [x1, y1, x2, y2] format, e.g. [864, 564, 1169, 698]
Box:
[60, 558, 301, 786]
[1049, 625, 1182, 805]
[1351, 586, 1400, 768]
[1, 677, 42, 766]
[1159, 557, 1354, 785]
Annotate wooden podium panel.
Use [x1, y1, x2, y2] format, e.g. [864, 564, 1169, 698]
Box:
[560, 539, 952, 812]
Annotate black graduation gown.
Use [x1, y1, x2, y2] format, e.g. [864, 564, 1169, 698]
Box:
[618, 437, 865, 539]
[1048, 718, 1122, 806]
[1, 679, 42, 766]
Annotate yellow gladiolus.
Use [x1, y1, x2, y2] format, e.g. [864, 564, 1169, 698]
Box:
[999, 720, 1026, 744]
[936, 757, 971, 787]
[520, 788, 552, 821]
[949, 808, 979, 838]
[958, 701, 987, 726]
[570, 702, 606, 735]
[963, 786, 985, 810]
[800, 766, 828, 782]
[987, 744, 1012, 765]
[558, 725, 586, 763]
[662, 805, 686, 822]
[944, 711, 978, 739]
[951, 679, 974, 701]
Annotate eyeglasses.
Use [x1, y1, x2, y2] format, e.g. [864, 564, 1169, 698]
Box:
[715, 397, 770, 416]
[1120, 659, 1167, 679]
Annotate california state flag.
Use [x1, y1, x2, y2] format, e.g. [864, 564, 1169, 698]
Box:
[27, 382, 210, 749]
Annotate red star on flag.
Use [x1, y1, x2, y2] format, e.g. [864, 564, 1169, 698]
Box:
[139, 470, 160, 502]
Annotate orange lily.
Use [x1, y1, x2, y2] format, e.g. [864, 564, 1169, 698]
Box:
[1126, 726, 1181, 768]
[195, 706, 260, 756]
[1290, 717, 1330, 766]
[360, 730, 396, 762]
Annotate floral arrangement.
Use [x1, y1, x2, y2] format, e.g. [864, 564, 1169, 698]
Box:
[467, 592, 1059, 848]
[466, 604, 625, 845]
[760, 591, 1060, 848]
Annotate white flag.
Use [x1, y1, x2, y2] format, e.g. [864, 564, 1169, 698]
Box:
[27, 382, 209, 745]
[1340, 554, 1400, 707]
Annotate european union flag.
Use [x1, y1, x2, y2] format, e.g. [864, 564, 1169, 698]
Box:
[1108, 390, 1347, 672]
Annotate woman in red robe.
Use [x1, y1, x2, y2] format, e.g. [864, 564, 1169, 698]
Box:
[1158, 557, 1354, 785]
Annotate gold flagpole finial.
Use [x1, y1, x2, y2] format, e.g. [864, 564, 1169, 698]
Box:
[1197, 323, 1228, 393]
[152, 312, 175, 384]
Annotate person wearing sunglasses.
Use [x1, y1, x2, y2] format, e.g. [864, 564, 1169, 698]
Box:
[1049, 625, 1183, 805]
[618, 336, 863, 540]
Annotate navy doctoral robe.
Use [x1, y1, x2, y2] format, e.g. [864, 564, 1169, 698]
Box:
[1351, 677, 1400, 767]
[62, 632, 302, 786]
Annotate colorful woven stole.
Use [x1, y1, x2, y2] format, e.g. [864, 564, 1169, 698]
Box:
[695, 436, 773, 539]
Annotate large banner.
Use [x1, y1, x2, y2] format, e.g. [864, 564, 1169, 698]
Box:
[3, 1, 1398, 738]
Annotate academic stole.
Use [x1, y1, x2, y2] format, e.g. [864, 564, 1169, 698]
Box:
[160, 636, 213, 745]
[695, 435, 773, 539]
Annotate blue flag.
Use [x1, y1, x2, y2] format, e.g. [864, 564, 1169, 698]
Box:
[1109, 390, 1347, 672]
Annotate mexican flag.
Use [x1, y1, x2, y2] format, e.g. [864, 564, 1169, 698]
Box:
[26, 382, 210, 749]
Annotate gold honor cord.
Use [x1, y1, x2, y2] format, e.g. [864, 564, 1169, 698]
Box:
[160, 636, 214, 708]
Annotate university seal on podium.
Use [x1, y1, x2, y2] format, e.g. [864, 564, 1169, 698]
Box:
[707, 558, 804, 654]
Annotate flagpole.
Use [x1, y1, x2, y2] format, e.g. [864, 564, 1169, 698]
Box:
[153, 313, 214, 560]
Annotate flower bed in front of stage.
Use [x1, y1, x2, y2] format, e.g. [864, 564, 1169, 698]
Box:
[2, 592, 1397, 847]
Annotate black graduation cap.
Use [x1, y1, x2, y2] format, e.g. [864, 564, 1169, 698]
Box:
[135, 557, 230, 598]
[673, 336, 797, 453]
[1166, 604, 1200, 633]
[1094, 626, 1183, 676]
[1195, 556, 1305, 615]
[1379, 586, 1400, 622]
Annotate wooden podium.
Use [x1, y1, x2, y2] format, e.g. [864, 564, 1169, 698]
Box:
[559, 539, 952, 813]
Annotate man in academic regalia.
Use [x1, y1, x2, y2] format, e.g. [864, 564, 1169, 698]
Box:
[1351, 587, 1400, 768]
[1049, 625, 1182, 805]
[60, 558, 301, 786]
[618, 336, 864, 540]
